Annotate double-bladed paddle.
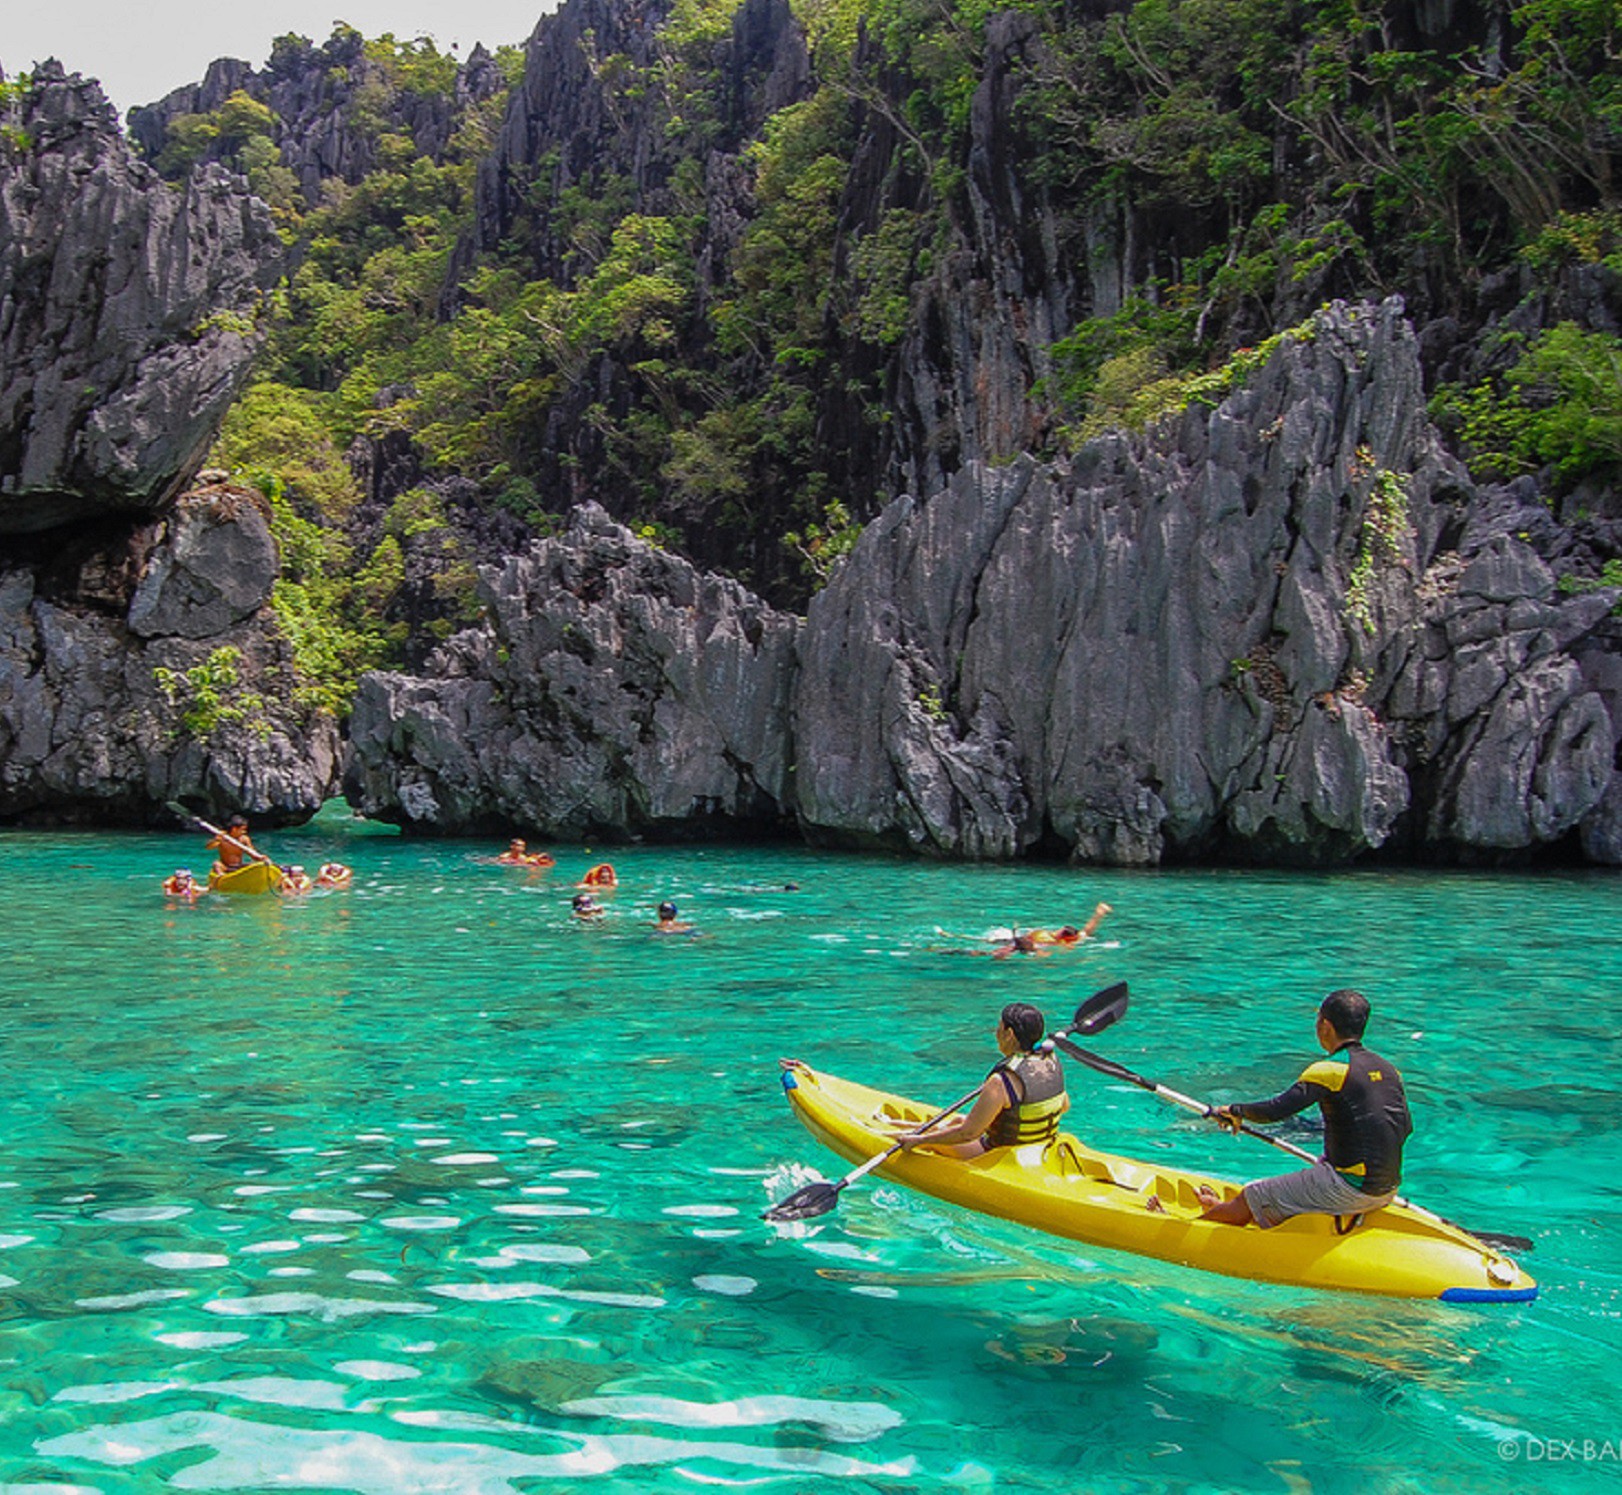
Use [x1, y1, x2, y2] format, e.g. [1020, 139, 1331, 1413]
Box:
[1048, 1035, 1534, 1256]
[763, 982, 1130, 1224]
[166, 801, 291, 881]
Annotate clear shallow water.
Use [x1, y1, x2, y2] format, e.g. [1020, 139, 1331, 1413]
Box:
[0, 812, 1618, 1492]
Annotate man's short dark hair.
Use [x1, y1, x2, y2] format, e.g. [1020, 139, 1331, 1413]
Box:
[1320, 988, 1370, 1040]
[229, 813, 248, 827]
[1001, 1002, 1046, 1051]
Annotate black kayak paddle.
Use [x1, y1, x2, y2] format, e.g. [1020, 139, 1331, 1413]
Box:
[763, 981, 1130, 1224]
[1050, 1035, 1533, 1256]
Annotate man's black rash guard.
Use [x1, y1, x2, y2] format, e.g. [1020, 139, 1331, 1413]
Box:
[1232, 1040, 1413, 1195]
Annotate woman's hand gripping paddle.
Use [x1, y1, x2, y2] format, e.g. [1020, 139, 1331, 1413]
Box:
[1047, 1035, 1533, 1256]
[763, 982, 1129, 1224]
[166, 801, 292, 881]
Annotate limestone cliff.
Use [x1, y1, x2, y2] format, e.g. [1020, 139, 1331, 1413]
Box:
[0, 478, 340, 822]
[345, 301, 1620, 865]
[345, 505, 798, 838]
[0, 66, 334, 823]
[0, 64, 279, 534]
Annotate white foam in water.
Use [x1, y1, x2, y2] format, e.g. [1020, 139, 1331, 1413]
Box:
[379, 1214, 463, 1231]
[155, 1332, 247, 1349]
[289, 1208, 365, 1223]
[336, 1360, 422, 1381]
[661, 1203, 738, 1218]
[240, 1240, 301, 1255]
[498, 1243, 591, 1265]
[427, 1282, 666, 1309]
[431, 1153, 501, 1165]
[186, 1133, 227, 1143]
[557, 1393, 903, 1442]
[347, 1270, 397, 1284]
[33, 1410, 918, 1488]
[0, 1233, 35, 1248]
[202, 1292, 434, 1322]
[692, 1274, 756, 1296]
[144, 1251, 229, 1270]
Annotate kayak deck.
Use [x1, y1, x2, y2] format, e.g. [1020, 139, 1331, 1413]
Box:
[780, 1064, 1536, 1303]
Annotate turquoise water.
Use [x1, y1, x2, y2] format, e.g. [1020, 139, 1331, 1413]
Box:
[1, 811, 1619, 1492]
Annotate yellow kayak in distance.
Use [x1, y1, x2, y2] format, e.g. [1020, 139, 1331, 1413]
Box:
[208, 862, 283, 895]
[778, 1064, 1537, 1304]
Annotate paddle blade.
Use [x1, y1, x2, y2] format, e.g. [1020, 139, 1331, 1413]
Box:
[1070, 982, 1129, 1037]
[763, 1180, 844, 1223]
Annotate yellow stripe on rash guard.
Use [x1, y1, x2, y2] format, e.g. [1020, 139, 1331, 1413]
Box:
[1299, 1057, 1350, 1091]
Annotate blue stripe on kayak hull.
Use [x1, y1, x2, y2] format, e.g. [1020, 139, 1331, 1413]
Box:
[1439, 1285, 1539, 1304]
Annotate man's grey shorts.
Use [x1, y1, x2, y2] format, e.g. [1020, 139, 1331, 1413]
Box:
[1242, 1159, 1395, 1229]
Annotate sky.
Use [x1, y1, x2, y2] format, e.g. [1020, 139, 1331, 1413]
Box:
[1, 1, 555, 116]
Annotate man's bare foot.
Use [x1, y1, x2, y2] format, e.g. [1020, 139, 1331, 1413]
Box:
[1196, 1185, 1220, 1210]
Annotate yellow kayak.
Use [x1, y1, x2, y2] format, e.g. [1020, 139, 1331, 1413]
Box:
[208, 862, 282, 895]
[779, 1064, 1537, 1303]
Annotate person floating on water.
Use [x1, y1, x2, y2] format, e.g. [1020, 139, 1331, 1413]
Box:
[992, 932, 1046, 959]
[206, 813, 254, 877]
[162, 868, 204, 901]
[940, 901, 1113, 954]
[572, 892, 606, 921]
[579, 862, 617, 888]
[1193, 989, 1412, 1229]
[888, 1002, 1070, 1159]
[316, 862, 353, 890]
[1027, 902, 1113, 946]
[280, 865, 315, 895]
[497, 838, 554, 867]
[653, 900, 693, 933]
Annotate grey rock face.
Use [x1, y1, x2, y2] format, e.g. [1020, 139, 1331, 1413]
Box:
[345, 505, 799, 837]
[0, 482, 340, 822]
[127, 37, 507, 206]
[796, 300, 1618, 862]
[344, 301, 1618, 864]
[0, 64, 279, 534]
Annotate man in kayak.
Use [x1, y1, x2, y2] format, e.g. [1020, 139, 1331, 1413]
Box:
[892, 1002, 1069, 1158]
[206, 813, 254, 876]
[1196, 989, 1412, 1228]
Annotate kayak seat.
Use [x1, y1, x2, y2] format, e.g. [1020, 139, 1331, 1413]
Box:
[1051, 1139, 1117, 1183]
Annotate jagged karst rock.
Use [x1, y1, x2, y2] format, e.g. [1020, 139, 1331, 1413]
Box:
[0, 64, 280, 533]
[343, 300, 1618, 865]
[344, 505, 799, 838]
[795, 301, 1617, 862]
[0, 481, 340, 823]
[128, 36, 507, 205]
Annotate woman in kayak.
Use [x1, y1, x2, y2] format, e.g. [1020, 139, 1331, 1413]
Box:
[893, 1002, 1069, 1158]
